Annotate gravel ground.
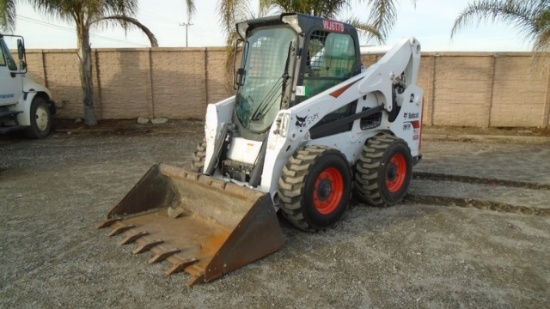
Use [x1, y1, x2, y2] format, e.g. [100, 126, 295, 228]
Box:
[0, 122, 549, 308]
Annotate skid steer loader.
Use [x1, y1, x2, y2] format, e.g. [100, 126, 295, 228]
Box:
[98, 13, 423, 286]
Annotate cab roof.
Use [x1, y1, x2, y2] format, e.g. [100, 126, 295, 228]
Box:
[235, 13, 357, 39]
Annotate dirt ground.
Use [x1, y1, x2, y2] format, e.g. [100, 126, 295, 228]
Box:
[1, 120, 549, 308]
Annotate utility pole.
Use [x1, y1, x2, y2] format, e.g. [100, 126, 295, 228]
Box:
[179, 22, 193, 47]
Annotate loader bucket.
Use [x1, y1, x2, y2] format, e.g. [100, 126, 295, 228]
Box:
[98, 163, 284, 286]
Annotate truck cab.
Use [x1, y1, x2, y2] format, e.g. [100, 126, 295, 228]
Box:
[0, 34, 55, 138]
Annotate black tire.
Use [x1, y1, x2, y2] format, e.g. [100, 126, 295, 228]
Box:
[278, 145, 352, 231]
[191, 138, 206, 173]
[354, 132, 413, 207]
[25, 96, 52, 139]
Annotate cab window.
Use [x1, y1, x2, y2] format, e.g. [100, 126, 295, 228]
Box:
[301, 30, 356, 101]
[0, 44, 6, 66]
[0, 39, 17, 70]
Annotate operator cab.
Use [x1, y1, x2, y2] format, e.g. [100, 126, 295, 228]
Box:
[233, 13, 362, 140]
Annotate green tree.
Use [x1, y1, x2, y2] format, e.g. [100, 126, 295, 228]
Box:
[452, 0, 550, 64]
[0, 0, 159, 126]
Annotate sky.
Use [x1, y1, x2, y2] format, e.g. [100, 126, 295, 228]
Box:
[5, 0, 532, 52]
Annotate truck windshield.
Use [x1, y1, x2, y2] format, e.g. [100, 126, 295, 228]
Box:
[0, 38, 17, 70]
[235, 27, 296, 133]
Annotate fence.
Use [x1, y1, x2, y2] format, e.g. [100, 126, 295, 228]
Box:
[24, 48, 550, 127]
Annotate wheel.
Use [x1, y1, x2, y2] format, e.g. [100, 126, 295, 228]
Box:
[25, 96, 52, 139]
[278, 145, 352, 231]
[354, 132, 412, 206]
[191, 138, 206, 172]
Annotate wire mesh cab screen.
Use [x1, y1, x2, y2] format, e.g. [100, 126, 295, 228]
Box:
[302, 30, 356, 100]
[235, 27, 296, 133]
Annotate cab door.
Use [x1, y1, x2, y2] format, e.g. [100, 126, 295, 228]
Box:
[0, 37, 23, 107]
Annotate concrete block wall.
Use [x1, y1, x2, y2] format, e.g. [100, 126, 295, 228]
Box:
[24, 48, 550, 127]
[151, 48, 207, 119]
[96, 49, 152, 119]
[491, 56, 549, 127]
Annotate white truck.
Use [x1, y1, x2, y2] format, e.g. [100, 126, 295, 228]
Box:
[0, 34, 55, 138]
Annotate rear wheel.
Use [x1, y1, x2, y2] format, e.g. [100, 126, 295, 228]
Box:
[191, 138, 206, 173]
[25, 96, 52, 139]
[354, 132, 412, 206]
[278, 146, 352, 231]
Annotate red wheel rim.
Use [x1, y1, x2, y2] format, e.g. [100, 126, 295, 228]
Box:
[386, 153, 407, 192]
[313, 167, 344, 215]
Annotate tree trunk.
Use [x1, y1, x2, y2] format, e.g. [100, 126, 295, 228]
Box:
[77, 23, 97, 126]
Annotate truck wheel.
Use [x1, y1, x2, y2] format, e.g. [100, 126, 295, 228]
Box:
[354, 132, 412, 206]
[278, 146, 352, 231]
[25, 96, 52, 139]
[191, 138, 206, 173]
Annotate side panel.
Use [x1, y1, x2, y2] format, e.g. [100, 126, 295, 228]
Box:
[15, 92, 37, 126]
[204, 96, 235, 172]
[388, 85, 424, 157]
[0, 76, 21, 106]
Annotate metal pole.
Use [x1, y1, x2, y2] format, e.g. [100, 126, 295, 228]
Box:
[179, 22, 193, 47]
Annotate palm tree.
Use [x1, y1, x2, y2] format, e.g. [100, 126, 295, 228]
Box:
[0, 0, 158, 126]
[218, 0, 416, 44]
[452, 0, 550, 64]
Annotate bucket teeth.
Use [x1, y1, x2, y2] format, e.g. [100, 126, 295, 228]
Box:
[107, 224, 136, 237]
[100, 165, 285, 286]
[119, 231, 148, 245]
[148, 248, 181, 264]
[97, 218, 121, 229]
[166, 258, 198, 276]
[186, 274, 205, 287]
[132, 239, 163, 254]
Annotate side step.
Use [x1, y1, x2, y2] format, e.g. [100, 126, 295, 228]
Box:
[0, 109, 25, 134]
[0, 109, 22, 120]
[0, 126, 26, 134]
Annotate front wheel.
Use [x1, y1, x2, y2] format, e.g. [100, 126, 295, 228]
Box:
[25, 96, 52, 139]
[354, 132, 413, 207]
[278, 146, 352, 231]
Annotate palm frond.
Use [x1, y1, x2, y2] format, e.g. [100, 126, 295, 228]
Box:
[0, 0, 16, 31]
[218, 0, 251, 36]
[531, 22, 550, 70]
[184, 0, 196, 21]
[345, 16, 383, 43]
[533, 24, 550, 53]
[451, 0, 540, 39]
[452, 1, 550, 46]
[365, 0, 398, 40]
[25, 0, 75, 24]
[452, 0, 550, 70]
[95, 15, 159, 47]
[103, 0, 138, 16]
[258, 0, 279, 16]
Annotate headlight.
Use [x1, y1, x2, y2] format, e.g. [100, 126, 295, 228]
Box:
[274, 113, 290, 138]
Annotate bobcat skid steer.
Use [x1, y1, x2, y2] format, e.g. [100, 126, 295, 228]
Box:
[99, 13, 423, 286]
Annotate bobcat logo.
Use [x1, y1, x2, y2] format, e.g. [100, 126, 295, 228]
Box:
[295, 115, 307, 127]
